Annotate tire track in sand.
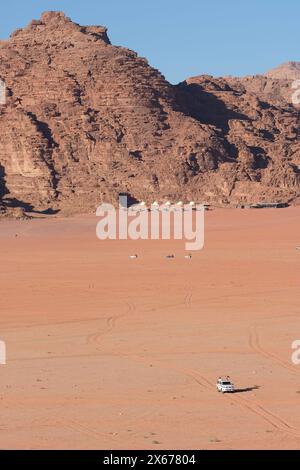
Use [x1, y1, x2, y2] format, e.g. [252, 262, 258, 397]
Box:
[184, 287, 193, 309]
[232, 394, 300, 437]
[78, 346, 300, 440]
[86, 300, 136, 346]
[118, 356, 300, 437]
[32, 415, 117, 444]
[187, 368, 300, 438]
[249, 326, 298, 375]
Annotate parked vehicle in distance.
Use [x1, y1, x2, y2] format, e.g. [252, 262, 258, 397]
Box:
[216, 377, 235, 393]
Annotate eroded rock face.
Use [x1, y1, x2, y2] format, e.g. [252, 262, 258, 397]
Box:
[234, 62, 300, 107]
[181, 74, 300, 204]
[0, 12, 299, 214]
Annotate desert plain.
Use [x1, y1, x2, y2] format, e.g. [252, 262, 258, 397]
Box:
[0, 207, 299, 450]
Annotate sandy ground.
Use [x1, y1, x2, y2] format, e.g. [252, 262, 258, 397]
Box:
[0, 207, 299, 450]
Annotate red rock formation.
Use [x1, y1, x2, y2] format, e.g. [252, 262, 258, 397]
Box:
[235, 62, 300, 106]
[182, 74, 300, 204]
[0, 12, 299, 214]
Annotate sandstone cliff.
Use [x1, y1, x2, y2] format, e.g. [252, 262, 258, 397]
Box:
[0, 12, 299, 214]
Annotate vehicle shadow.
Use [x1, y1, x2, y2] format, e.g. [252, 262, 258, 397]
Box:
[234, 386, 260, 394]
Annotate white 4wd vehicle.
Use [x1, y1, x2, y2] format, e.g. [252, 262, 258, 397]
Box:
[216, 377, 235, 393]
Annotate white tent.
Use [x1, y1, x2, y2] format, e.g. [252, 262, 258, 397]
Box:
[174, 201, 183, 211]
[163, 201, 171, 211]
[139, 201, 147, 211]
[152, 201, 160, 211]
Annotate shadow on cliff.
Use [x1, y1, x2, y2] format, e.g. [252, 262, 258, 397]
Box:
[3, 198, 60, 216]
[119, 192, 140, 208]
[176, 82, 249, 134]
[1, 164, 59, 215]
[0, 164, 8, 200]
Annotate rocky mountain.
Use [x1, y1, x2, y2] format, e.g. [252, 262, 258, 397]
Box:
[230, 62, 300, 106]
[0, 11, 299, 215]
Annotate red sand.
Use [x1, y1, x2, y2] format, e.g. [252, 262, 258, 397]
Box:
[0, 208, 299, 449]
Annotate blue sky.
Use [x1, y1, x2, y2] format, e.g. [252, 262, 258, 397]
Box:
[0, 0, 299, 84]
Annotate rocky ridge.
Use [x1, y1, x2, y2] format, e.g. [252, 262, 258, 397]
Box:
[0, 12, 299, 215]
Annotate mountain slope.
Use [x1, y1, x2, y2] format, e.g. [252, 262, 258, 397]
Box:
[0, 11, 299, 214]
